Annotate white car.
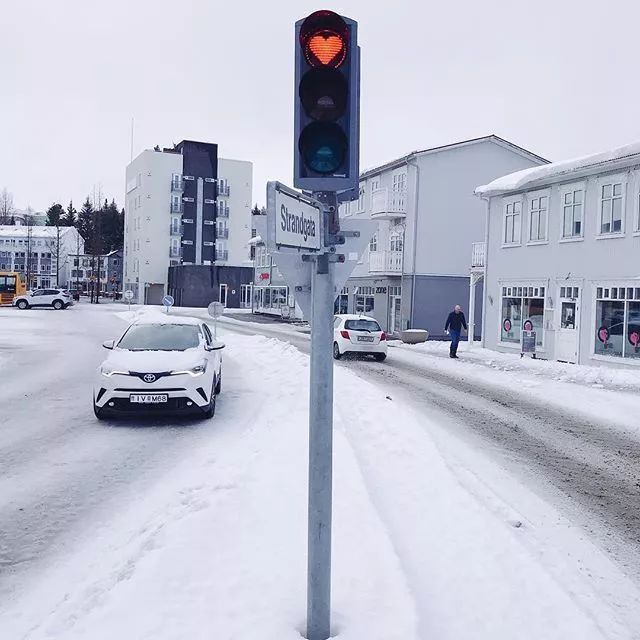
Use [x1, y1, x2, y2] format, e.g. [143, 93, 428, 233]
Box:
[94, 315, 224, 420]
[14, 288, 73, 310]
[333, 314, 387, 361]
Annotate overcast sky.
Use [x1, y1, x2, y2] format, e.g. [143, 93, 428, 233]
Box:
[2, 0, 639, 212]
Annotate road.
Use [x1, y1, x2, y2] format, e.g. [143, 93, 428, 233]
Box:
[221, 317, 640, 591]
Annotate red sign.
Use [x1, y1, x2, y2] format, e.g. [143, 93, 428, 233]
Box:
[629, 330, 640, 347]
[503, 318, 512, 332]
[259, 272, 270, 280]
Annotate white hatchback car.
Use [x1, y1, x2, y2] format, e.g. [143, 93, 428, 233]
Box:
[14, 288, 73, 310]
[333, 314, 387, 361]
[94, 315, 224, 420]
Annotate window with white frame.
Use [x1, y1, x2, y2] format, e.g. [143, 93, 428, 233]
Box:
[636, 193, 640, 232]
[393, 172, 407, 192]
[503, 201, 522, 245]
[355, 286, 375, 313]
[594, 286, 640, 360]
[600, 181, 624, 234]
[562, 188, 584, 238]
[389, 231, 403, 252]
[357, 185, 365, 212]
[528, 195, 548, 242]
[500, 285, 545, 346]
[369, 233, 377, 253]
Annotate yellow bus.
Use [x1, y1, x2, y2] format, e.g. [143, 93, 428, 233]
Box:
[0, 272, 27, 305]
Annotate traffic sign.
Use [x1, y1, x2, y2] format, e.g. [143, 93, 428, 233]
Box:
[124, 290, 134, 300]
[267, 181, 322, 253]
[208, 301, 225, 318]
[162, 295, 174, 311]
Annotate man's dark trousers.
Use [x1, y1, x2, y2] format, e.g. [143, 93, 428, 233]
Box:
[449, 330, 461, 357]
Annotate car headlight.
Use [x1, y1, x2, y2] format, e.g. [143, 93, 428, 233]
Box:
[100, 365, 127, 377]
[170, 361, 207, 377]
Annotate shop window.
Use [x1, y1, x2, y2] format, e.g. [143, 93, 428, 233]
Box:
[501, 287, 545, 346]
[595, 288, 640, 359]
[334, 294, 348, 314]
[355, 286, 374, 314]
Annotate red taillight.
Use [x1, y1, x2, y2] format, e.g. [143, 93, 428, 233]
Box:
[380, 332, 387, 341]
[340, 330, 350, 339]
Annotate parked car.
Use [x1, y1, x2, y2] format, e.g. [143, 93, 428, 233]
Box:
[94, 315, 224, 420]
[333, 314, 387, 361]
[13, 288, 74, 310]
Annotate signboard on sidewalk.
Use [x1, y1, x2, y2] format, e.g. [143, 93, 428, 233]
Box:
[522, 330, 536, 355]
[267, 181, 322, 253]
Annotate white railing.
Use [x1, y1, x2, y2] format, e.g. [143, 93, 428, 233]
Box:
[370, 188, 407, 217]
[369, 250, 403, 273]
[471, 242, 486, 268]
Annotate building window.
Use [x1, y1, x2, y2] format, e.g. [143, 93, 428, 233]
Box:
[500, 285, 545, 346]
[389, 231, 403, 252]
[357, 185, 365, 212]
[503, 201, 522, 245]
[562, 189, 584, 238]
[600, 182, 623, 234]
[355, 286, 375, 313]
[636, 193, 640, 232]
[528, 195, 548, 242]
[369, 234, 377, 253]
[594, 287, 640, 360]
[392, 172, 406, 192]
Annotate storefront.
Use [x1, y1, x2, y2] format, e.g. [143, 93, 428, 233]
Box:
[499, 283, 546, 350]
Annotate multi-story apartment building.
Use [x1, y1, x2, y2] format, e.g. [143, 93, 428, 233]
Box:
[69, 249, 123, 296]
[339, 136, 548, 337]
[124, 140, 253, 306]
[0, 225, 84, 289]
[476, 141, 640, 367]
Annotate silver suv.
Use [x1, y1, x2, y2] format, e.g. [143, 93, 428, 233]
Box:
[14, 288, 74, 310]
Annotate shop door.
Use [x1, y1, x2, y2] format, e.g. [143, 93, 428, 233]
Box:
[390, 296, 402, 334]
[556, 287, 580, 363]
[219, 284, 228, 307]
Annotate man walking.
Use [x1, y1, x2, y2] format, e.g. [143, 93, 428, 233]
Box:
[444, 304, 467, 358]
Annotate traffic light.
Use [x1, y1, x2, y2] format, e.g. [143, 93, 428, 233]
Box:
[294, 10, 359, 193]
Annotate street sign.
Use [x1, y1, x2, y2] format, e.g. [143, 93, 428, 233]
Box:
[124, 290, 134, 301]
[267, 181, 322, 253]
[162, 295, 174, 312]
[208, 301, 225, 318]
[521, 330, 536, 357]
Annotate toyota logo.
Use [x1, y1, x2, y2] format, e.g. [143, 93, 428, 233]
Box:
[143, 373, 156, 383]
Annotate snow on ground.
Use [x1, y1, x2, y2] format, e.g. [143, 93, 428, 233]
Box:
[1, 308, 637, 639]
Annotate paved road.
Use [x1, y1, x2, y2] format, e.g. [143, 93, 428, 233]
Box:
[220, 318, 640, 589]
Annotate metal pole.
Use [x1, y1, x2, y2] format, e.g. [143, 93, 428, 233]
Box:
[307, 249, 334, 640]
[468, 274, 476, 349]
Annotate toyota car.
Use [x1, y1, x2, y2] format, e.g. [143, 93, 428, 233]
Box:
[333, 314, 387, 361]
[94, 315, 224, 420]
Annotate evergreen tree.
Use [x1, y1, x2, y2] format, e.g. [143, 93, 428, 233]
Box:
[45, 202, 65, 226]
[63, 200, 77, 227]
[77, 197, 95, 251]
[100, 199, 124, 252]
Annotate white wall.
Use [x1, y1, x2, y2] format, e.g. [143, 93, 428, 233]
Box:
[124, 150, 182, 303]
[218, 158, 253, 267]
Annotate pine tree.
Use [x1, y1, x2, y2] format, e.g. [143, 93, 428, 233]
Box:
[45, 202, 65, 226]
[100, 199, 124, 252]
[77, 197, 95, 252]
[63, 200, 77, 227]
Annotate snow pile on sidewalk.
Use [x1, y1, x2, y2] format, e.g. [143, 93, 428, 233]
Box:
[393, 339, 640, 391]
[2, 332, 636, 639]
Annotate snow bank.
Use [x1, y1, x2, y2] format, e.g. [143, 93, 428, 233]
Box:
[2, 331, 635, 639]
[476, 141, 640, 196]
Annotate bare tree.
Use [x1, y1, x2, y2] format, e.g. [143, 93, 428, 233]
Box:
[24, 207, 35, 288]
[45, 225, 66, 288]
[0, 188, 14, 225]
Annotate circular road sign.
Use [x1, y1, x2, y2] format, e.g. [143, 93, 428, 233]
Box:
[124, 290, 134, 301]
[208, 301, 225, 319]
[163, 295, 175, 308]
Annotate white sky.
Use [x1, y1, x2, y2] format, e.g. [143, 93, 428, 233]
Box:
[2, 0, 640, 212]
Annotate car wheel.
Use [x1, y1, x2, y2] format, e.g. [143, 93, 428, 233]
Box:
[214, 372, 222, 395]
[333, 342, 342, 360]
[16, 300, 29, 310]
[374, 353, 387, 362]
[53, 300, 64, 310]
[94, 402, 107, 420]
[203, 384, 216, 418]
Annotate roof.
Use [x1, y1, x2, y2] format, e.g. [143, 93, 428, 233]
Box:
[359, 135, 549, 180]
[133, 313, 203, 326]
[335, 314, 378, 322]
[476, 141, 640, 197]
[0, 225, 78, 238]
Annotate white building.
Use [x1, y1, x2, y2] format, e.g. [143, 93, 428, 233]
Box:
[124, 140, 252, 305]
[339, 136, 547, 336]
[0, 225, 84, 289]
[476, 141, 640, 367]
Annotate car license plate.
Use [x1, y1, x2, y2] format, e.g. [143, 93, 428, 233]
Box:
[130, 394, 168, 404]
[357, 336, 375, 342]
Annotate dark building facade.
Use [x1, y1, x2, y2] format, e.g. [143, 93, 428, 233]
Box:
[168, 264, 253, 309]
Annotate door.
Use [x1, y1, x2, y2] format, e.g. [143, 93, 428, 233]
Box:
[390, 296, 402, 334]
[556, 287, 580, 363]
[240, 284, 252, 308]
[219, 284, 228, 307]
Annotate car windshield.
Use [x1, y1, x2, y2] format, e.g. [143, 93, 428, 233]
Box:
[344, 319, 381, 332]
[117, 324, 201, 351]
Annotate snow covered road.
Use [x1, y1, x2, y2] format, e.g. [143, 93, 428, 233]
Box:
[1, 304, 640, 639]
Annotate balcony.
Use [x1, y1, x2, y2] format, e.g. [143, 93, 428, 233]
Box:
[170, 202, 183, 214]
[371, 188, 407, 220]
[169, 247, 182, 258]
[216, 249, 229, 261]
[217, 228, 229, 239]
[217, 204, 229, 218]
[471, 242, 486, 270]
[369, 250, 403, 274]
[218, 184, 230, 197]
[170, 177, 184, 192]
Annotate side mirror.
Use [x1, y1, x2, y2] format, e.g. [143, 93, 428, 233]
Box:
[207, 341, 225, 351]
[102, 339, 115, 350]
